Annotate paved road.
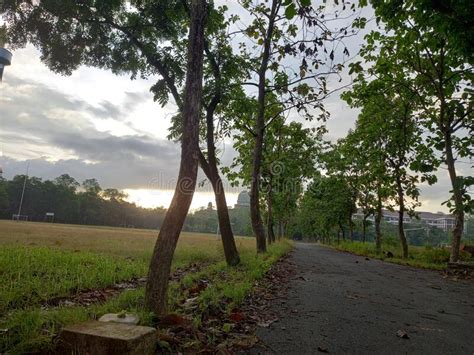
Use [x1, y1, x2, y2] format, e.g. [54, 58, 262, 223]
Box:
[255, 243, 474, 355]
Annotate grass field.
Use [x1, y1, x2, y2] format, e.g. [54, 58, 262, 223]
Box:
[332, 239, 473, 270]
[0, 220, 292, 353]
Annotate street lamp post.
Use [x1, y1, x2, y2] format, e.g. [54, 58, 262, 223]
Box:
[0, 39, 12, 81]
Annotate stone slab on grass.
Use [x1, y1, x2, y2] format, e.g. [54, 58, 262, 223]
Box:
[58, 321, 157, 354]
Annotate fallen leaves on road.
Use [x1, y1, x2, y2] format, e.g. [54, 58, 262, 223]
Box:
[396, 329, 410, 339]
[318, 345, 329, 352]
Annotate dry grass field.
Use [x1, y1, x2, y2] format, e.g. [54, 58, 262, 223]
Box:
[0, 220, 255, 262]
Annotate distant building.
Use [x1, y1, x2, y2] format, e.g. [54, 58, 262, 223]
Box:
[235, 190, 250, 208]
[354, 209, 456, 232]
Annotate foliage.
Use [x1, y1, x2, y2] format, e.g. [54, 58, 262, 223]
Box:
[368, 0, 474, 60]
[295, 174, 355, 240]
[224, 115, 325, 237]
[355, 0, 473, 261]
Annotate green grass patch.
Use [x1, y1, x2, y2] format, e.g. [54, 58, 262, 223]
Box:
[0, 246, 148, 314]
[331, 240, 473, 270]
[1, 240, 293, 353]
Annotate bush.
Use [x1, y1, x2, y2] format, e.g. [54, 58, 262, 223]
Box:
[418, 248, 450, 264]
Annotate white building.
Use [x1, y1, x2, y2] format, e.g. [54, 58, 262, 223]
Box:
[354, 209, 456, 232]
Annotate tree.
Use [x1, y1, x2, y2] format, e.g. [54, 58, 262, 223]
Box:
[102, 188, 127, 202]
[230, 0, 356, 252]
[225, 113, 323, 244]
[356, 0, 473, 261]
[1, 0, 241, 266]
[54, 174, 80, 193]
[82, 179, 102, 196]
[323, 140, 361, 242]
[145, 0, 206, 315]
[265, 121, 323, 242]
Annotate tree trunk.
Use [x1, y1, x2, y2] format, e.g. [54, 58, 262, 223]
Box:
[396, 177, 409, 258]
[338, 221, 345, 242]
[267, 190, 276, 244]
[445, 131, 464, 262]
[375, 192, 382, 254]
[278, 221, 283, 239]
[198, 98, 240, 266]
[348, 213, 354, 241]
[250, 131, 267, 252]
[362, 215, 367, 243]
[250, 0, 279, 254]
[144, 0, 206, 316]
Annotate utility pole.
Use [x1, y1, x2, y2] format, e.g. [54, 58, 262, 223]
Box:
[17, 162, 29, 218]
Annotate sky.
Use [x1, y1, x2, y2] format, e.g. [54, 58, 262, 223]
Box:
[0, 1, 468, 213]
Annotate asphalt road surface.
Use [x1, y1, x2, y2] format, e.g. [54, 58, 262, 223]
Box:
[255, 243, 474, 355]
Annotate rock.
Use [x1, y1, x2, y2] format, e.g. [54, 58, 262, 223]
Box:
[57, 321, 157, 354]
[99, 313, 140, 325]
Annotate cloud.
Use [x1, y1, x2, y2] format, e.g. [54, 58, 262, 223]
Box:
[0, 74, 241, 193]
[0, 74, 184, 188]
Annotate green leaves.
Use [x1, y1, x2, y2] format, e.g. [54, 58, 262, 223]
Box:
[284, 2, 297, 19]
[348, 61, 363, 75]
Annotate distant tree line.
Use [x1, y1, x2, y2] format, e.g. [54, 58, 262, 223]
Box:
[0, 173, 252, 235]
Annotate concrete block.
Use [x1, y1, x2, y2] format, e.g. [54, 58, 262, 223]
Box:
[57, 321, 157, 354]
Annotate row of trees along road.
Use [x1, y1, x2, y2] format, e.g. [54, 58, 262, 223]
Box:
[1, 0, 472, 313]
[294, 0, 473, 262]
[343, 0, 473, 262]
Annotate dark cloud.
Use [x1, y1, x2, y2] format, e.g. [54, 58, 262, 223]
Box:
[86, 100, 123, 120]
[123, 91, 150, 112]
[0, 74, 183, 188]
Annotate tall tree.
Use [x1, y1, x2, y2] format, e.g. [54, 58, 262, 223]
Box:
[145, 0, 206, 315]
[233, 0, 355, 252]
[224, 113, 323, 244]
[323, 140, 361, 241]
